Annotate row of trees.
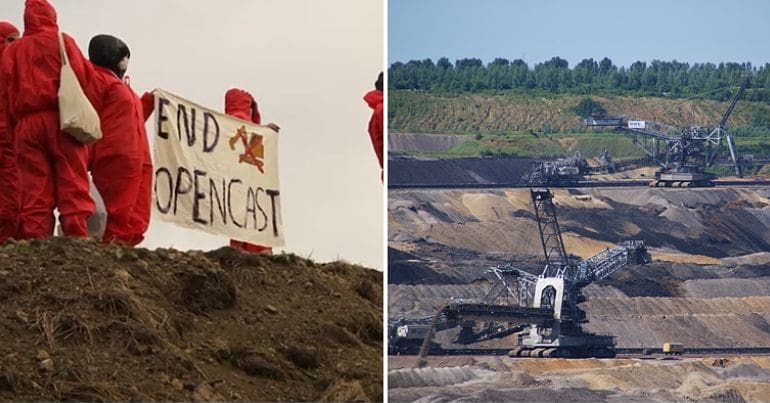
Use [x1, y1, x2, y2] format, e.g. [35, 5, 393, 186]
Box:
[388, 57, 770, 102]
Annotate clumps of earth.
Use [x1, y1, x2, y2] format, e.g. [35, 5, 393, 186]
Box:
[0, 237, 382, 401]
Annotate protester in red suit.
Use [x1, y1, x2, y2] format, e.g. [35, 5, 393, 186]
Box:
[363, 72, 383, 179]
[224, 88, 279, 254]
[88, 34, 152, 246]
[0, 21, 20, 242]
[0, 0, 97, 238]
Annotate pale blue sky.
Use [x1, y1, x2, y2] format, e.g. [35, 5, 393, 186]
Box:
[389, 0, 770, 68]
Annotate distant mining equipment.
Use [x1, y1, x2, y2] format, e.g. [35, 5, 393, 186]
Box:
[585, 77, 751, 188]
[390, 188, 650, 359]
[521, 151, 590, 187]
[521, 149, 624, 187]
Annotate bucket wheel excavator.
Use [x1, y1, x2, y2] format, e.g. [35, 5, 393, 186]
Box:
[585, 77, 750, 187]
[399, 188, 649, 358]
[506, 189, 649, 358]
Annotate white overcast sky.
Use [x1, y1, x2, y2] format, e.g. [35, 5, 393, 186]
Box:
[0, 0, 384, 269]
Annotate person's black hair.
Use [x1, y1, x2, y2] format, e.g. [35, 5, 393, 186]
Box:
[89, 34, 131, 78]
[375, 72, 383, 91]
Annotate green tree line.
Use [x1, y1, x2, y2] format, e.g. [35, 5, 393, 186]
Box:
[389, 57, 770, 102]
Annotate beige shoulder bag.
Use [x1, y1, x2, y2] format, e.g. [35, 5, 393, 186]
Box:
[57, 31, 102, 144]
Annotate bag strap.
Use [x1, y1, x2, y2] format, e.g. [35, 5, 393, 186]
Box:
[57, 31, 70, 67]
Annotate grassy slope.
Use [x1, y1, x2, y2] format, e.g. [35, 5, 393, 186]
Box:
[390, 91, 770, 159]
[427, 132, 648, 159]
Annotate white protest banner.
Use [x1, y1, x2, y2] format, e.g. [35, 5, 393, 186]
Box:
[152, 89, 284, 246]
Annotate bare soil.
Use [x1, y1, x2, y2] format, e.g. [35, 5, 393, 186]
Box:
[0, 238, 382, 401]
[389, 133, 469, 153]
[388, 186, 770, 351]
[389, 187, 770, 259]
[389, 355, 770, 402]
[388, 156, 533, 186]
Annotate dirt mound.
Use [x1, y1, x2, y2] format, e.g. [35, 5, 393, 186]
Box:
[387, 248, 459, 285]
[649, 250, 722, 265]
[582, 296, 770, 347]
[719, 363, 770, 379]
[390, 187, 770, 259]
[388, 156, 533, 186]
[722, 252, 770, 266]
[388, 355, 770, 402]
[682, 278, 770, 298]
[597, 262, 706, 297]
[592, 167, 658, 181]
[0, 238, 382, 401]
[389, 284, 490, 319]
[390, 387, 611, 403]
[388, 366, 494, 388]
[389, 133, 469, 153]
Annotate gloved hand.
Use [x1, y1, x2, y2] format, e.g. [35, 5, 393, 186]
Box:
[250, 96, 262, 125]
[140, 91, 155, 122]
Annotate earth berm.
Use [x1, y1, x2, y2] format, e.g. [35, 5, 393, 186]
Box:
[0, 237, 382, 401]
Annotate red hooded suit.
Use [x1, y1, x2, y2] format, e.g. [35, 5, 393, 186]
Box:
[225, 88, 271, 254]
[0, 0, 97, 238]
[88, 33, 152, 246]
[363, 89, 383, 173]
[0, 21, 19, 242]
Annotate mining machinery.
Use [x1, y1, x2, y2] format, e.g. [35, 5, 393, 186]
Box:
[390, 188, 649, 358]
[521, 149, 619, 186]
[508, 189, 649, 357]
[521, 151, 589, 186]
[585, 77, 750, 187]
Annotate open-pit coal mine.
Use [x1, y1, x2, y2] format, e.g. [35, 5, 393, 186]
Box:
[388, 160, 770, 402]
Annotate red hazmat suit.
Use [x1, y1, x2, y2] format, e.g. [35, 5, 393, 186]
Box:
[0, 21, 20, 242]
[135, 91, 155, 243]
[89, 65, 152, 246]
[363, 89, 383, 173]
[0, 0, 97, 238]
[131, 147, 153, 245]
[225, 88, 272, 254]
